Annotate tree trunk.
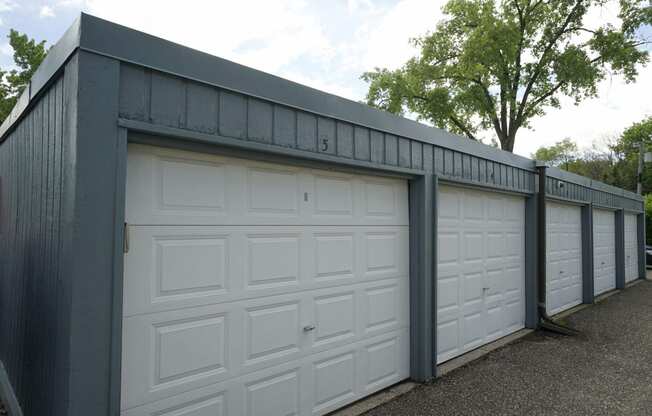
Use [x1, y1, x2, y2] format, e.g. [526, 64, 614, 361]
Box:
[499, 128, 518, 153]
[497, 131, 515, 153]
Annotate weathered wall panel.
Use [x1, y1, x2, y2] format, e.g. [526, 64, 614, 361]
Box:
[116, 64, 650, 206]
[0, 74, 71, 416]
[546, 168, 643, 211]
[123, 64, 547, 185]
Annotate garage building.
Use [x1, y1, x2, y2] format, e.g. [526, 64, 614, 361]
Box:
[0, 14, 645, 416]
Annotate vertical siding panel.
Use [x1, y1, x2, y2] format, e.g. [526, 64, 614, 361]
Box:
[478, 159, 486, 183]
[316, 117, 335, 155]
[247, 98, 273, 144]
[474, 158, 480, 182]
[423, 143, 433, 173]
[51, 79, 64, 410]
[118, 65, 149, 121]
[453, 152, 462, 177]
[150, 73, 185, 128]
[336, 122, 353, 158]
[297, 112, 317, 152]
[0, 74, 70, 415]
[273, 106, 296, 148]
[370, 131, 384, 164]
[443, 149, 453, 176]
[507, 167, 513, 189]
[411, 141, 423, 170]
[385, 134, 398, 165]
[398, 137, 410, 168]
[354, 126, 370, 161]
[489, 162, 497, 185]
[434, 147, 444, 174]
[219, 91, 247, 138]
[186, 82, 218, 134]
[462, 154, 471, 179]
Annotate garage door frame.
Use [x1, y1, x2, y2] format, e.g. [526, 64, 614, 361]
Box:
[435, 180, 539, 330]
[544, 196, 593, 315]
[590, 205, 618, 298]
[618, 210, 644, 286]
[108, 128, 438, 414]
[434, 181, 535, 364]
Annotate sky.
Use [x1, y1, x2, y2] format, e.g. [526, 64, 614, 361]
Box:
[1, 0, 651, 157]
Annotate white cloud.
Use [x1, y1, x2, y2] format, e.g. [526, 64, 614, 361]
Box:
[0, 42, 12, 56]
[83, 0, 334, 74]
[39, 5, 55, 18]
[0, 0, 16, 13]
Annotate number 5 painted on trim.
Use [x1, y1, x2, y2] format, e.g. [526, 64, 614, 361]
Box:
[321, 138, 329, 152]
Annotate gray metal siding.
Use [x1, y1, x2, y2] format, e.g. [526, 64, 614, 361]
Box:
[0, 74, 70, 416]
[546, 167, 643, 211]
[118, 64, 536, 194]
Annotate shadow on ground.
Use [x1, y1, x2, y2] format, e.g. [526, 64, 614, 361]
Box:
[365, 281, 652, 416]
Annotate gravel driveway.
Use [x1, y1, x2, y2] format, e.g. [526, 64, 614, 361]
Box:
[366, 280, 652, 416]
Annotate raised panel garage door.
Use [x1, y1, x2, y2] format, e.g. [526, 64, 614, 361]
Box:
[546, 201, 582, 315]
[121, 144, 410, 416]
[593, 209, 616, 296]
[625, 213, 639, 283]
[437, 185, 525, 364]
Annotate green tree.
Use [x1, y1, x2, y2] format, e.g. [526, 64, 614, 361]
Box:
[0, 30, 48, 123]
[610, 116, 652, 192]
[532, 138, 578, 168]
[362, 0, 652, 152]
[564, 149, 616, 183]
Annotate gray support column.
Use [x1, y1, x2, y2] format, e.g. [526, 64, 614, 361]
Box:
[66, 51, 121, 416]
[582, 205, 594, 303]
[109, 128, 128, 416]
[408, 174, 436, 381]
[524, 194, 538, 328]
[638, 212, 646, 279]
[615, 210, 626, 289]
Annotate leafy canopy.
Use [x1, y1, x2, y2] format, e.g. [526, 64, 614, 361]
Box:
[363, 0, 652, 152]
[610, 115, 652, 191]
[532, 137, 617, 182]
[0, 30, 47, 123]
[531, 137, 578, 166]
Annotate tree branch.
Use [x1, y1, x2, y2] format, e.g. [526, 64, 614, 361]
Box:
[516, 0, 584, 124]
[449, 115, 478, 140]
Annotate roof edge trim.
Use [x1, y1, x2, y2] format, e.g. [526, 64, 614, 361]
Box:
[0, 15, 81, 140]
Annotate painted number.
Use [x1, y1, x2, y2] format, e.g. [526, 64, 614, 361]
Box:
[321, 138, 329, 152]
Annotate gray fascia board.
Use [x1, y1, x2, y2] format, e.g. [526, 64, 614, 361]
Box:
[0, 15, 81, 140]
[547, 165, 643, 203]
[76, 13, 533, 170]
[546, 166, 592, 187]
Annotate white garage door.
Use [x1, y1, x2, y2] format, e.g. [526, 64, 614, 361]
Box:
[437, 186, 525, 364]
[546, 201, 583, 315]
[625, 213, 639, 283]
[593, 209, 616, 296]
[121, 144, 410, 416]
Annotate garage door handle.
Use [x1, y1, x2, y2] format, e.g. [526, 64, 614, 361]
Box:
[559, 270, 564, 274]
[303, 325, 316, 332]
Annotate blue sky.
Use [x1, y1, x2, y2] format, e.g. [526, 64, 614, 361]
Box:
[1, 0, 650, 157]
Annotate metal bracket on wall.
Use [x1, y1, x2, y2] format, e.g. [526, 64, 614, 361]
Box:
[123, 222, 129, 254]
